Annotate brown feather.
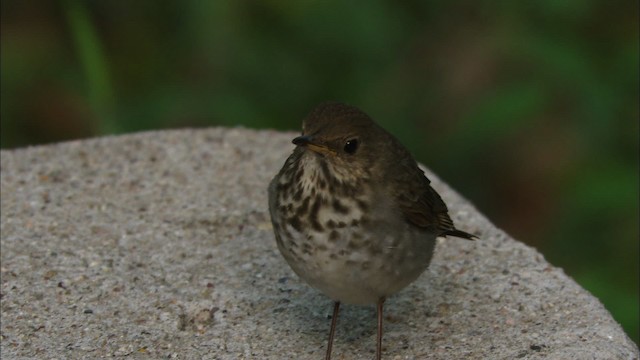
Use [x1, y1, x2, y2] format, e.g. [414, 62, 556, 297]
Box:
[390, 154, 476, 240]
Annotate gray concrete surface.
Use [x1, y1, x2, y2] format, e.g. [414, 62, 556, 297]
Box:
[1, 128, 637, 359]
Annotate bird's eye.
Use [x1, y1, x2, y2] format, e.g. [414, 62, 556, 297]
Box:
[343, 139, 359, 154]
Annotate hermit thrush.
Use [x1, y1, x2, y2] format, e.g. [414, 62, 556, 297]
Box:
[268, 102, 476, 360]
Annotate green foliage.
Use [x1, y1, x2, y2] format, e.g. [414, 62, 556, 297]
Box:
[1, 0, 638, 344]
[63, 0, 115, 133]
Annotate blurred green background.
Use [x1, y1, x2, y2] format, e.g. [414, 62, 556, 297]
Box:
[1, 0, 638, 344]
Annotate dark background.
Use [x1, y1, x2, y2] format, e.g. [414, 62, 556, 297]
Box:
[2, 1, 638, 344]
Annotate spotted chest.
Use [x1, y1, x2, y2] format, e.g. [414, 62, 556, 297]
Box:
[269, 153, 372, 252]
[268, 151, 437, 304]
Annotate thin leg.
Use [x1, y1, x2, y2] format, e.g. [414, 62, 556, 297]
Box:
[376, 297, 386, 360]
[325, 301, 340, 360]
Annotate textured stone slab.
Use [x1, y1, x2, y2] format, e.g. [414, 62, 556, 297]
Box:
[1, 128, 637, 359]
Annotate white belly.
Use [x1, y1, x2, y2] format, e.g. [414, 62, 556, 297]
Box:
[275, 211, 436, 305]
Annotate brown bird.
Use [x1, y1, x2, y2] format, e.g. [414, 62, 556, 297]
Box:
[268, 102, 476, 359]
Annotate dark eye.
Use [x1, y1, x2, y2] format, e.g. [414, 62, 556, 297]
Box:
[343, 139, 359, 154]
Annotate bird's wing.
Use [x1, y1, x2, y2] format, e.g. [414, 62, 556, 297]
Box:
[391, 158, 476, 240]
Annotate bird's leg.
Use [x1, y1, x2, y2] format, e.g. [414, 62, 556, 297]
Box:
[325, 301, 340, 360]
[376, 297, 386, 360]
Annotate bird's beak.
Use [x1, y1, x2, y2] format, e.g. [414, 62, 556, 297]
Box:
[292, 135, 336, 156]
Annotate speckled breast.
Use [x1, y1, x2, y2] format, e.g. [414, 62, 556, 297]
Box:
[269, 151, 436, 304]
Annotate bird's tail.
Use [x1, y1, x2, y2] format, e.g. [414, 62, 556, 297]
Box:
[442, 229, 477, 240]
